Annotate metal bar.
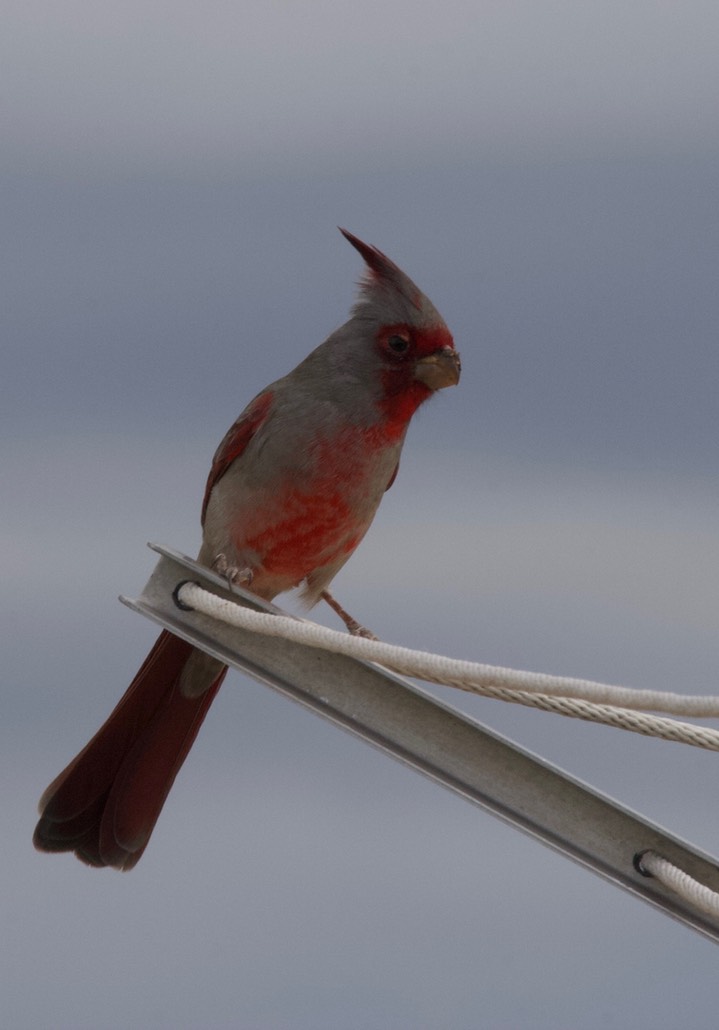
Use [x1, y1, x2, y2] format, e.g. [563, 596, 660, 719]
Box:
[121, 543, 719, 943]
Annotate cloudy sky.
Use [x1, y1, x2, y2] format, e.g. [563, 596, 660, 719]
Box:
[4, 2, 719, 1027]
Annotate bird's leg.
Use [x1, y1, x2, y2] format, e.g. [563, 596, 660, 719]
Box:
[321, 590, 378, 640]
[212, 552, 254, 591]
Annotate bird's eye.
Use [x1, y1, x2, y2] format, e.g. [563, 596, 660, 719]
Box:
[387, 334, 410, 354]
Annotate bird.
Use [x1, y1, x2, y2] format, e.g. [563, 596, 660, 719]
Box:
[33, 228, 461, 870]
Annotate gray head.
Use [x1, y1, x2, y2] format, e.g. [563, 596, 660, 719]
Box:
[289, 230, 460, 425]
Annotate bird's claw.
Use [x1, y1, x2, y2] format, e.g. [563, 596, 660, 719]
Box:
[212, 553, 253, 592]
[348, 623, 379, 641]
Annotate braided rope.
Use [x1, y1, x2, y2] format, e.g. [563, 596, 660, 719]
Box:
[637, 851, 719, 918]
[175, 582, 719, 751]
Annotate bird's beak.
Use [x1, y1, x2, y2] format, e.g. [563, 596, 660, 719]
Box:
[414, 346, 461, 390]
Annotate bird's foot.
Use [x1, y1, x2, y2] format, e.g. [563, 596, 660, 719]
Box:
[321, 590, 378, 640]
[212, 552, 254, 592]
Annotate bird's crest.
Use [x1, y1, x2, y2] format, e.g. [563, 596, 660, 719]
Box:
[339, 227, 444, 329]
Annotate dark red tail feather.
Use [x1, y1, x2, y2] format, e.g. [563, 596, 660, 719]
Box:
[33, 631, 226, 870]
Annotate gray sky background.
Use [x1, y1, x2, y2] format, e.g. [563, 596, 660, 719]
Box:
[3, 3, 719, 1027]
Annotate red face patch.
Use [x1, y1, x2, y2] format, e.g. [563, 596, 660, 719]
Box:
[375, 323, 455, 433]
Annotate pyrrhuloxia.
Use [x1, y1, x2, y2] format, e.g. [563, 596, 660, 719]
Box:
[33, 229, 460, 869]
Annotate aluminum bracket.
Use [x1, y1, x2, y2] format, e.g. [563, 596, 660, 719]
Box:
[120, 543, 719, 943]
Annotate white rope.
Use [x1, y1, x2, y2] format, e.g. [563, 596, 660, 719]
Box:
[175, 582, 719, 751]
[637, 851, 719, 918]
